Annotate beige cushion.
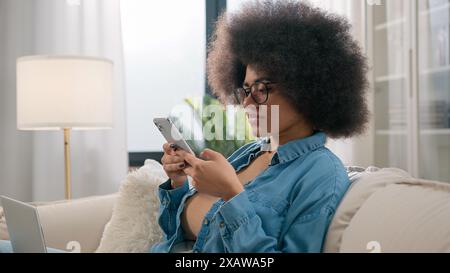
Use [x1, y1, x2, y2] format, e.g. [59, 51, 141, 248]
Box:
[340, 180, 450, 253]
[0, 206, 8, 240]
[324, 167, 413, 252]
[0, 194, 117, 252]
[37, 194, 117, 252]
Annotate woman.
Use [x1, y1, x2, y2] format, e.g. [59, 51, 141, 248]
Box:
[151, 0, 368, 253]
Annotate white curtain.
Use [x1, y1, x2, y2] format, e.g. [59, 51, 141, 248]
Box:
[0, 0, 128, 202]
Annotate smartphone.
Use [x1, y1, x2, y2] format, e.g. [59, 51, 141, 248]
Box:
[153, 117, 195, 155]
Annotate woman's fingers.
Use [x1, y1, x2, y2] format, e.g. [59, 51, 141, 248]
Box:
[200, 149, 222, 161]
[163, 143, 173, 154]
[183, 165, 194, 177]
[161, 154, 184, 165]
[163, 162, 186, 172]
[163, 142, 179, 156]
[175, 149, 202, 167]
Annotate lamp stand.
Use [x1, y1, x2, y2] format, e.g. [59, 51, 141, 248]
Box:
[63, 128, 72, 200]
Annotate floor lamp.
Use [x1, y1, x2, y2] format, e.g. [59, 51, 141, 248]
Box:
[16, 55, 114, 200]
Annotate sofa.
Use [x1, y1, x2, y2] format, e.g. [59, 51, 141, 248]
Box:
[1, 165, 450, 253]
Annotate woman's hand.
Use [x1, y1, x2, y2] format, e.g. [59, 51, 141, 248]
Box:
[175, 149, 244, 201]
[161, 143, 188, 188]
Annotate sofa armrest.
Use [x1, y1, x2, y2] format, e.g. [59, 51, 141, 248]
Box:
[0, 194, 118, 253]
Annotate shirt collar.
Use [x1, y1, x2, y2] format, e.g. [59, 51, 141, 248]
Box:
[267, 131, 327, 165]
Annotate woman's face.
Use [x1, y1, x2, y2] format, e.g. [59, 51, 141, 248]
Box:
[242, 65, 307, 140]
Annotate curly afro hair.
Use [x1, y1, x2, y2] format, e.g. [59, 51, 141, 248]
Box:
[207, 0, 369, 138]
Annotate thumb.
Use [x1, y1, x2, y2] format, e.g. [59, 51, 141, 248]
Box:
[200, 149, 222, 160]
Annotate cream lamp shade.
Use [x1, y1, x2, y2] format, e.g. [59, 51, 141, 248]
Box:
[16, 55, 114, 130]
[16, 55, 114, 200]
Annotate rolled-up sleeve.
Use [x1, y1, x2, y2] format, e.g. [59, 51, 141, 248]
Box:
[157, 179, 189, 239]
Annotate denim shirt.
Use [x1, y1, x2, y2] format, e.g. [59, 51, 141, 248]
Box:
[150, 132, 350, 253]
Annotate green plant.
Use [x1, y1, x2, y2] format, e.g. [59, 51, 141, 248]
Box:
[170, 94, 255, 158]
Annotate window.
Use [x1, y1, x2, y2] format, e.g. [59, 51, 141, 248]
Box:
[121, 0, 206, 163]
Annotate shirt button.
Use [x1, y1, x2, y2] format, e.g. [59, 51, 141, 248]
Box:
[219, 221, 225, 228]
[203, 219, 209, 225]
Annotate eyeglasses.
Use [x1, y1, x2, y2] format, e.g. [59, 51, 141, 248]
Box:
[234, 81, 277, 105]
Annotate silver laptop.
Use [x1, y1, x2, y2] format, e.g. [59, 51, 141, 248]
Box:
[0, 195, 47, 253]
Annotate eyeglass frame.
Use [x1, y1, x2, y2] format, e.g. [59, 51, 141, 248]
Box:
[234, 80, 277, 105]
